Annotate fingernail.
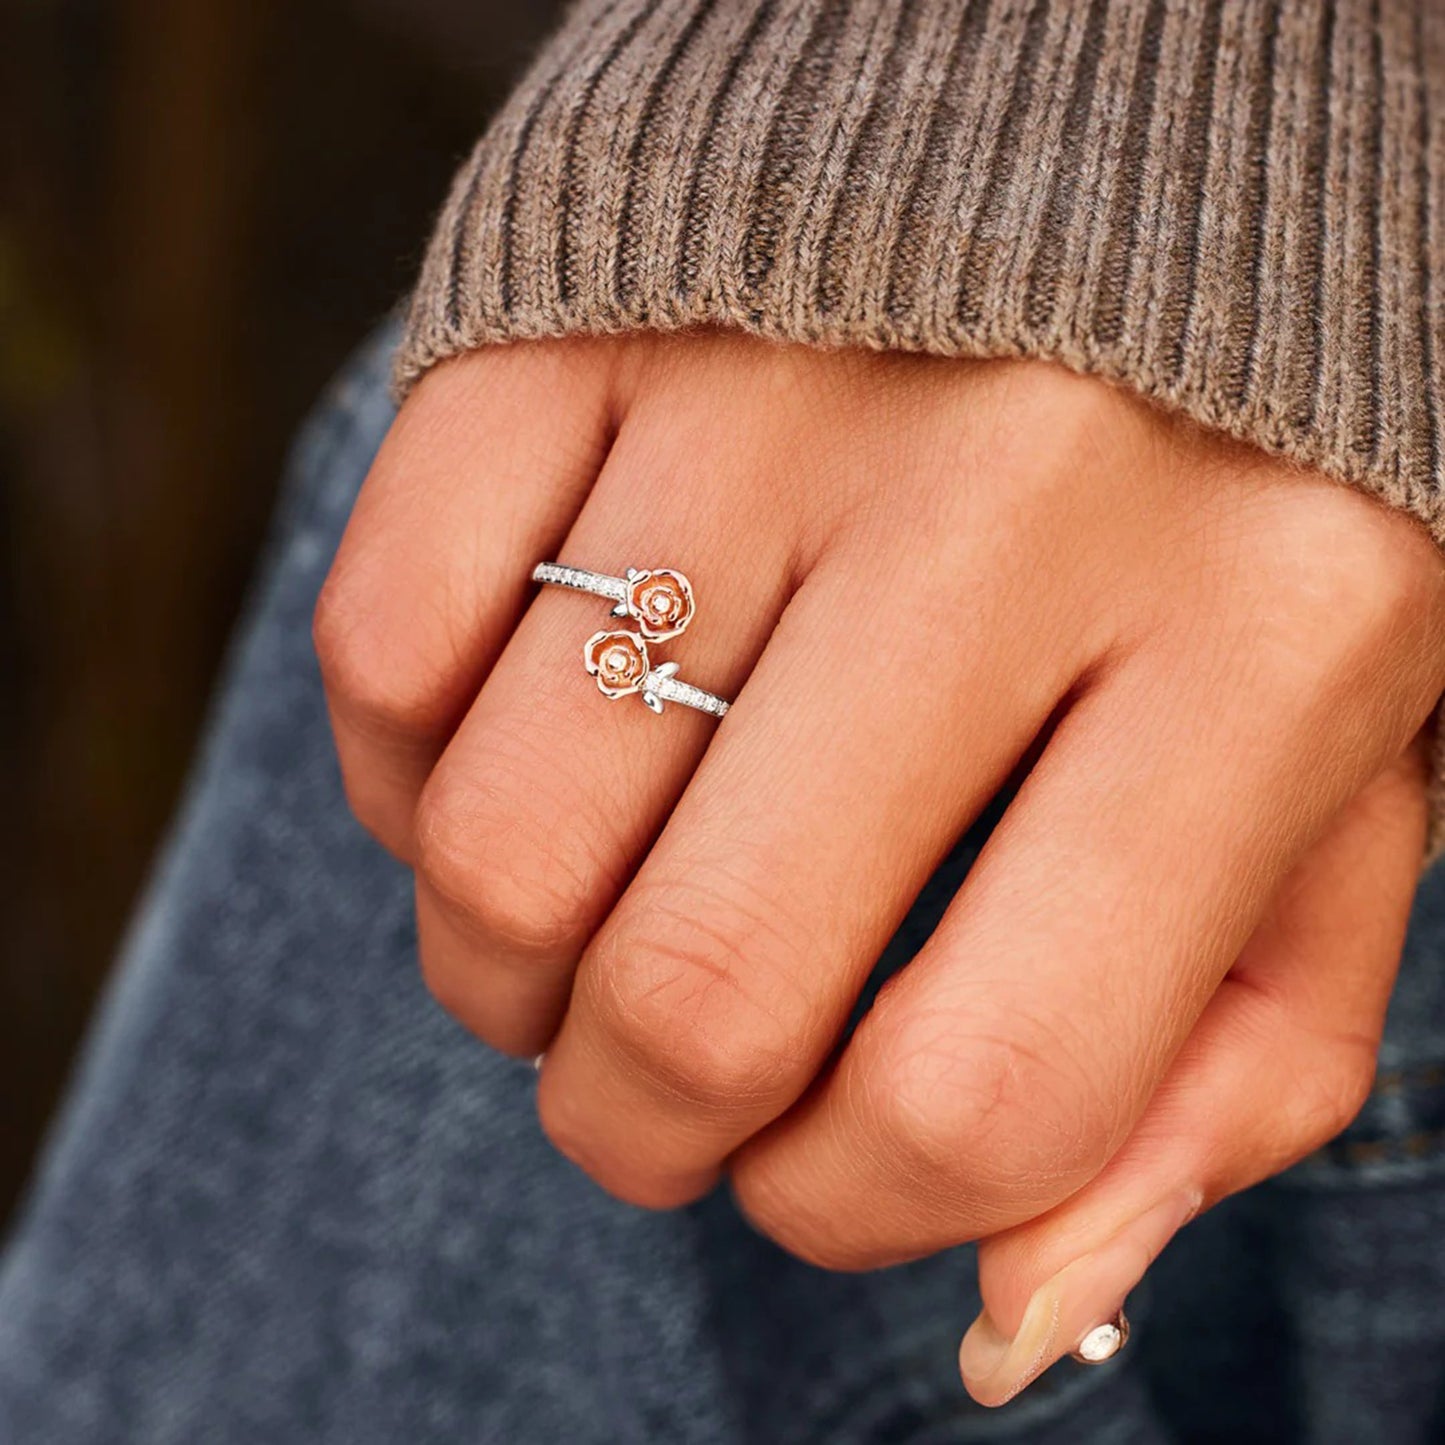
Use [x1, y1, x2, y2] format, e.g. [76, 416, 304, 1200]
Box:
[532, 1053, 546, 1072]
[958, 1289, 1060, 1405]
[959, 1190, 1199, 1405]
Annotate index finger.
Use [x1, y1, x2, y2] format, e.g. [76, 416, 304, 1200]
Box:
[314, 341, 619, 858]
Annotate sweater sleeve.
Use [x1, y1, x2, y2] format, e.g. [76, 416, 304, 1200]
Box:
[395, 0, 1445, 845]
[397, 0, 1444, 537]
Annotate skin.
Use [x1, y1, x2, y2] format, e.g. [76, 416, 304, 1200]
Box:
[315, 331, 1445, 1405]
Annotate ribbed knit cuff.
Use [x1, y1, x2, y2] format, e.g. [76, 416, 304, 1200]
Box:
[397, 0, 1445, 853]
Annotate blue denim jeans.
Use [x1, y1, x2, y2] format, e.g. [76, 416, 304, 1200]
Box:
[3, 328, 1445, 1444]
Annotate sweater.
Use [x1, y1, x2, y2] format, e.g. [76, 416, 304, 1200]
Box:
[395, 0, 1445, 838]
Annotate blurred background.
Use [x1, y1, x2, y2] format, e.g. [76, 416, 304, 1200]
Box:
[1, 0, 562, 1226]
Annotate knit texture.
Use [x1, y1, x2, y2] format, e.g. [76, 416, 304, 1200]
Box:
[398, 0, 1444, 536]
[396, 0, 1445, 849]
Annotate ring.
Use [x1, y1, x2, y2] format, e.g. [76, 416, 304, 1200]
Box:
[1071, 1310, 1129, 1365]
[583, 630, 730, 718]
[533, 562, 696, 642]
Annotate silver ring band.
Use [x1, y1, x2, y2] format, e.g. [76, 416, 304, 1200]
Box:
[532, 563, 628, 605]
[642, 668, 730, 718]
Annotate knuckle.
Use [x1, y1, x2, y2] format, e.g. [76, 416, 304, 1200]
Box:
[312, 566, 446, 739]
[414, 775, 594, 961]
[978, 364, 1129, 486]
[863, 1001, 1113, 1220]
[1280, 1044, 1376, 1154]
[1244, 493, 1445, 689]
[588, 901, 806, 1115]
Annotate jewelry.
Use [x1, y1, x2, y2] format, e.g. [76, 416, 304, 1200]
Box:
[533, 563, 696, 642]
[1071, 1310, 1129, 1365]
[583, 630, 729, 718]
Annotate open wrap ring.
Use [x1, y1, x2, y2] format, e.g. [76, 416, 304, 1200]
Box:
[583, 630, 730, 718]
[533, 562, 696, 642]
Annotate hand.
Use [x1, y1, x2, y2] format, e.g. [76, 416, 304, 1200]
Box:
[315, 332, 1445, 1402]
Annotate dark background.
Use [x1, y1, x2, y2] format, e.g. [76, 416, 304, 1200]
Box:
[1, 0, 562, 1226]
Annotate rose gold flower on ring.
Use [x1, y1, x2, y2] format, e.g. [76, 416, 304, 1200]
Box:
[620, 567, 695, 642]
[583, 629, 651, 698]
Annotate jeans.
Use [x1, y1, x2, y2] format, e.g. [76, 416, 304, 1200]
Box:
[2, 327, 1444, 1445]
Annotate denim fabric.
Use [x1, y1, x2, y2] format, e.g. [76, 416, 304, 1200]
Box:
[2, 328, 1444, 1445]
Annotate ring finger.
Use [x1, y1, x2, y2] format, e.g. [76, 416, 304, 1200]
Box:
[411, 403, 802, 1055]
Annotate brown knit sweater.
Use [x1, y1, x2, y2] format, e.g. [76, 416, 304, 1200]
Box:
[399, 0, 1443, 531]
[396, 0, 1445, 829]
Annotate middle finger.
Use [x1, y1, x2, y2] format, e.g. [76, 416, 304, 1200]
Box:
[536, 520, 1101, 1207]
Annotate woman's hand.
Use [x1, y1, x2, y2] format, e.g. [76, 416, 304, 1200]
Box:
[315, 332, 1445, 1402]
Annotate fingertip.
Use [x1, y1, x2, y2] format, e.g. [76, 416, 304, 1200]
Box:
[962, 1190, 1198, 1403]
[957, 1308, 1016, 1406]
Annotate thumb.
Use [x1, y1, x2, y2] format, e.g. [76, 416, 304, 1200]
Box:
[959, 741, 1428, 1405]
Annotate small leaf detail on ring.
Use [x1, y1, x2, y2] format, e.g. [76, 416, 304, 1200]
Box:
[625, 568, 695, 642]
[583, 629, 651, 698]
